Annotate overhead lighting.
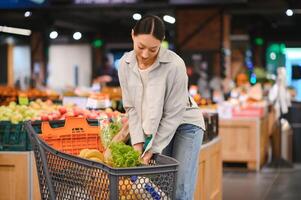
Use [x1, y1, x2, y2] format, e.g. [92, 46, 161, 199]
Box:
[133, 13, 142, 21]
[24, 11, 32, 18]
[0, 25, 31, 36]
[49, 31, 58, 39]
[163, 15, 176, 24]
[73, 32, 82, 40]
[286, 9, 293, 16]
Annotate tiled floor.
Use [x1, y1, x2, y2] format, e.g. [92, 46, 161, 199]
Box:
[223, 164, 301, 200]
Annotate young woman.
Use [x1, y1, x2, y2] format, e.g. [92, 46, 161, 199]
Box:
[118, 15, 205, 200]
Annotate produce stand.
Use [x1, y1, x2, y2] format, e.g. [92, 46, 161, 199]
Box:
[195, 136, 222, 200]
[219, 112, 269, 171]
[0, 151, 31, 200]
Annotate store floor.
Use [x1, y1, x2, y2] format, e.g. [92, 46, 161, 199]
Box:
[223, 164, 301, 200]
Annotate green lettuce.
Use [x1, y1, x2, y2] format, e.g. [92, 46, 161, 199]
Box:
[109, 142, 141, 168]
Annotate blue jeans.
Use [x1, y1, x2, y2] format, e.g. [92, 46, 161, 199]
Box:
[162, 124, 204, 200]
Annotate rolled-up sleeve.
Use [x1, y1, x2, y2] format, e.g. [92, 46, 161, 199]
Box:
[118, 57, 145, 145]
[150, 60, 188, 153]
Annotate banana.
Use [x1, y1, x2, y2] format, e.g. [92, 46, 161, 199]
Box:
[79, 149, 90, 158]
[84, 149, 104, 161]
[89, 157, 103, 163]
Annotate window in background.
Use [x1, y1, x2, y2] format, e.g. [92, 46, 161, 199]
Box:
[13, 45, 31, 90]
[47, 44, 92, 91]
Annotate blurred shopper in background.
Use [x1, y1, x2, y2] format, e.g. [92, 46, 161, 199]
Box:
[93, 54, 119, 87]
[118, 15, 205, 200]
[269, 67, 291, 118]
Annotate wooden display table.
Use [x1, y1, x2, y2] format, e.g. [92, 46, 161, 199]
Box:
[0, 152, 41, 200]
[219, 113, 269, 171]
[0, 152, 31, 200]
[194, 137, 222, 200]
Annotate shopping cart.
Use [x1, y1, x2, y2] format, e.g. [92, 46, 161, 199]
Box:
[24, 120, 179, 200]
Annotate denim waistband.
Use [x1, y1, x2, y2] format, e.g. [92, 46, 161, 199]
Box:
[177, 123, 201, 131]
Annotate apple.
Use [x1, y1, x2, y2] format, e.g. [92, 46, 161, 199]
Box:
[45, 99, 53, 106]
[51, 112, 60, 120]
[48, 115, 54, 121]
[87, 112, 98, 119]
[41, 115, 49, 121]
[73, 107, 84, 117]
[32, 116, 41, 121]
[58, 107, 67, 115]
[59, 114, 66, 120]
[65, 111, 74, 117]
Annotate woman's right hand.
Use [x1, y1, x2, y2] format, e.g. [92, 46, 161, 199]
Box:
[133, 142, 144, 153]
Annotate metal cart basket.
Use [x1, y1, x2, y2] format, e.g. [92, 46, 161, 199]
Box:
[24, 121, 179, 200]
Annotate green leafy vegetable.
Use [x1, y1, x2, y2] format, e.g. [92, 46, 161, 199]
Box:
[109, 142, 141, 168]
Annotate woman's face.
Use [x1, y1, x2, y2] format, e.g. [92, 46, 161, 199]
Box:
[132, 32, 161, 67]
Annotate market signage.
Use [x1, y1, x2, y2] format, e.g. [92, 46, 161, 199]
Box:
[74, 0, 137, 4]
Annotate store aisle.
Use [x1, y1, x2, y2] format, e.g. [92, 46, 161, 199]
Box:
[223, 164, 301, 200]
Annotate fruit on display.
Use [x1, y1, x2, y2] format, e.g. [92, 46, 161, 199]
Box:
[0, 86, 18, 106]
[0, 100, 63, 123]
[192, 94, 218, 110]
[101, 86, 122, 100]
[0, 99, 124, 124]
[0, 101, 43, 124]
[25, 88, 60, 101]
[0, 86, 60, 106]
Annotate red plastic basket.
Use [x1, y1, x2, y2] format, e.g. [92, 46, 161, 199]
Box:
[39, 117, 104, 155]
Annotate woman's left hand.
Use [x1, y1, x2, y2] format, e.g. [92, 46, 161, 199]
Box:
[141, 150, 153, 165]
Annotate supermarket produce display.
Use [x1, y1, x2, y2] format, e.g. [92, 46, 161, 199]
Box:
[0, 99, 110, 123]
[0, 85, 220, 199]
[0, 98, 123, 151]
[0, 86, 59, 106]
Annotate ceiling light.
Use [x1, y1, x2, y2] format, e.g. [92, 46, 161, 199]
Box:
[286, 9, 293, 16]
[0, 25, 31, 36]
[163, 15, 176, 24]
[133, 13, 141, 21]
[73, 32, 82, 40]
[49, 31, 58, 39]
[24, 11, 32, 18]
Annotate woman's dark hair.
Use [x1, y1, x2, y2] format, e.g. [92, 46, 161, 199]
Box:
[133, 15, 165, 41]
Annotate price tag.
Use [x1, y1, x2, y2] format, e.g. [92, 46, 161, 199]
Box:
[86, 98, 111, 109]
[63, 96, 87, 109]
[86, 98, 99, 109]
